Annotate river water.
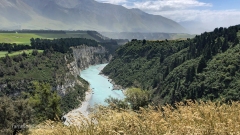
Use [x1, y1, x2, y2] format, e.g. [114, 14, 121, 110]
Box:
[80, 63, 125, 107]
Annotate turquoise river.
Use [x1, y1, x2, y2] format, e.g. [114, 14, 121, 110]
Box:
[80, 63, 125, 107]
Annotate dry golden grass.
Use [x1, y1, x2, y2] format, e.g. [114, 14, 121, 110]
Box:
[28, 100, 240, 135]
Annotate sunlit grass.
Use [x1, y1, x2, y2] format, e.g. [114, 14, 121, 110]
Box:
[0, 33, 43, 45]
[28, 100, 240, 135]
[0, 32, 99, 45]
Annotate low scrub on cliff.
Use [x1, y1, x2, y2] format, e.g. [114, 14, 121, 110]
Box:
[61, 77, 89, 113]
[28, 100, 240, 135]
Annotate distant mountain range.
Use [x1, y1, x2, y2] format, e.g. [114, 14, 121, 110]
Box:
[0, 0, 186, 33]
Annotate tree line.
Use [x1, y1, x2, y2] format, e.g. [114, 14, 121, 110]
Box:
[30, 38, 99, 53]
[0, 37, 119, 54]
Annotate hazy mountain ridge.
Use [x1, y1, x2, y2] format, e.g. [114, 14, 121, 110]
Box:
[0, 0, 186, 33]
[100, 32, 195, 40]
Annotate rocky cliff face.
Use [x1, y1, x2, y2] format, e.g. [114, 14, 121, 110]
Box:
[72, 45, 112, 71]
[55, 60, 81, 96]
[56, 45, 112, 95]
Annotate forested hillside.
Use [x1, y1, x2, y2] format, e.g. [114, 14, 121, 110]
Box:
[102, 25, 240, 104]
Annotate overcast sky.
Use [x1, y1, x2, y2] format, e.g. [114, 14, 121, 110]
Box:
[95, 0, 240, 33]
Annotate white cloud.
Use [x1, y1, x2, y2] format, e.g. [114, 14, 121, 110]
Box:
[96, 0, 127, 4]
[153, 9, 240, 27]
[124, 0, 212, 11]
[95, 0, 240, 33]
[148, 9, 240, 33]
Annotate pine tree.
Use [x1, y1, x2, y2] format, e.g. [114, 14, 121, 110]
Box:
[163, 66, 169, 80]
[29, 82, 62, 122]
[233, 38, 239, 47]
[222, 37, 229, 52]
[0, 66, 4, 77]
[5, 54, 13, 67]
[190, 66, 196, 82]
[197, 57, 207, 73]
[185, 67, 191, 83]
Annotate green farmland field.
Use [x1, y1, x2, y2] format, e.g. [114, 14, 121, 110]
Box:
[0, 33, 43, 45]
[0, 32, 99, 45]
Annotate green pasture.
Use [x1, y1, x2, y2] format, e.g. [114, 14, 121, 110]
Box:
[0, 33, 43, 45]
[0, 32, 98, 45]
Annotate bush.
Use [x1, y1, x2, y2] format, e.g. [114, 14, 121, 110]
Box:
[105, 96, 129, 110]
[125, 88, 151, 110]
[28, 82, 62, 123]
[0, 96, 33, 135]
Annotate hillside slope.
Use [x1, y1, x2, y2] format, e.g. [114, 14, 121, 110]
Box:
[102, 25, 240, 104]
[0, 0, 186, 33]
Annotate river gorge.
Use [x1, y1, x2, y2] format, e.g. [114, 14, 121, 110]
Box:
[81, 63, 125, 107]
[63, 63, 125, 125]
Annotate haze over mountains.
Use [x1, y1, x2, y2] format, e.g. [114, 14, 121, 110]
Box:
[0, 0, 186, 33]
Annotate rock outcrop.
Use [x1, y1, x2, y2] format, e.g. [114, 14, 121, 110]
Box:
[72, 45, 112, 71]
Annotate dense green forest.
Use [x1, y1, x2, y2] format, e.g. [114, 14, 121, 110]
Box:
[102, 25, 240, 104]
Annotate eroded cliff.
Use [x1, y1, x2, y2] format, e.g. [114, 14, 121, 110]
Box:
[72, 45, 112, 71]
[56, 45, 112, 96]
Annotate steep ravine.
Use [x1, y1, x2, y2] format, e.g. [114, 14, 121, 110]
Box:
[72, 45, 112, 71]
[0, 45, 112, 103]
[56, 45, 112, 96]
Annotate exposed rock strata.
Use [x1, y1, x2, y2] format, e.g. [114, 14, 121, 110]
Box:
[56, 45, 112, 95]
[72, 45, 112, 71]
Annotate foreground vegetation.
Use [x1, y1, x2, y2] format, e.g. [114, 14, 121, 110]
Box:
[17, 88, 240, 135]
[28, 100, 240, 135]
